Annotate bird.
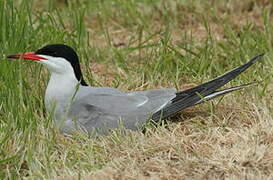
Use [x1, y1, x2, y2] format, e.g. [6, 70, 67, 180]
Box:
[7, 44, 264, 135]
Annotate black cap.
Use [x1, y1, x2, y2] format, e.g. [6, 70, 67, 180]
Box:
[35, 44, 88, 86]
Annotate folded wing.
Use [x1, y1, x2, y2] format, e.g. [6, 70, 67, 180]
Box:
[152, 54, 265, 121]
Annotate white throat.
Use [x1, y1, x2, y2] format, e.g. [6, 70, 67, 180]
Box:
[45, 72, 80, 111]
[37, 55, 82, 111]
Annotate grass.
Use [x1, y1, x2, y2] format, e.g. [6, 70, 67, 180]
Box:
[0, 0, 272, 179]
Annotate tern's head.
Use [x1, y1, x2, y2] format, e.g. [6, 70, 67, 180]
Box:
[7, 44, 88, 86]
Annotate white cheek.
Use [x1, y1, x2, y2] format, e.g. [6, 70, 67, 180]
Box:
[38, 56, 74, 74]
[39, 60, 60, 72]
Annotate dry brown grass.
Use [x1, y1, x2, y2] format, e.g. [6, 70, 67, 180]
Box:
[54, 97, 273, 179]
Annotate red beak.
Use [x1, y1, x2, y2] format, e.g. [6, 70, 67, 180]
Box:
[7, 52, 47, 61]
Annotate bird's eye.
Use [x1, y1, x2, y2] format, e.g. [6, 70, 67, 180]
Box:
[51, 52, 58, 56]
[45, 50, 57, 56]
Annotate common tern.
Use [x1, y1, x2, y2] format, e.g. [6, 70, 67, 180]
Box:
[7, 44, 264, 134]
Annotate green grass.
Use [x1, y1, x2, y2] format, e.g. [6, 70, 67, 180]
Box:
[0, 0, 272, 179]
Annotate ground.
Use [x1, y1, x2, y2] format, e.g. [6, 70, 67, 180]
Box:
[0, 0, 272, 179]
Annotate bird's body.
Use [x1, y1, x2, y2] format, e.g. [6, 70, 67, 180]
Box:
[40, 51, 176, 134]
[45, 74, 176, 134]
[7, 44, 264, 135]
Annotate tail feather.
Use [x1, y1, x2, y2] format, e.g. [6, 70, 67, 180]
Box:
[194, 83, 257, 105]
[152, 54, 264, 121]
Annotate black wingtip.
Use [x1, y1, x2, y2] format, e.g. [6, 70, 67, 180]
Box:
[152, 53, 266, 121]
[251, 53, 265, 64]
[257, 53, 265, 57]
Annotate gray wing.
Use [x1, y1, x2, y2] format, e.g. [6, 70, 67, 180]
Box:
[67, 89, 176, 134]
